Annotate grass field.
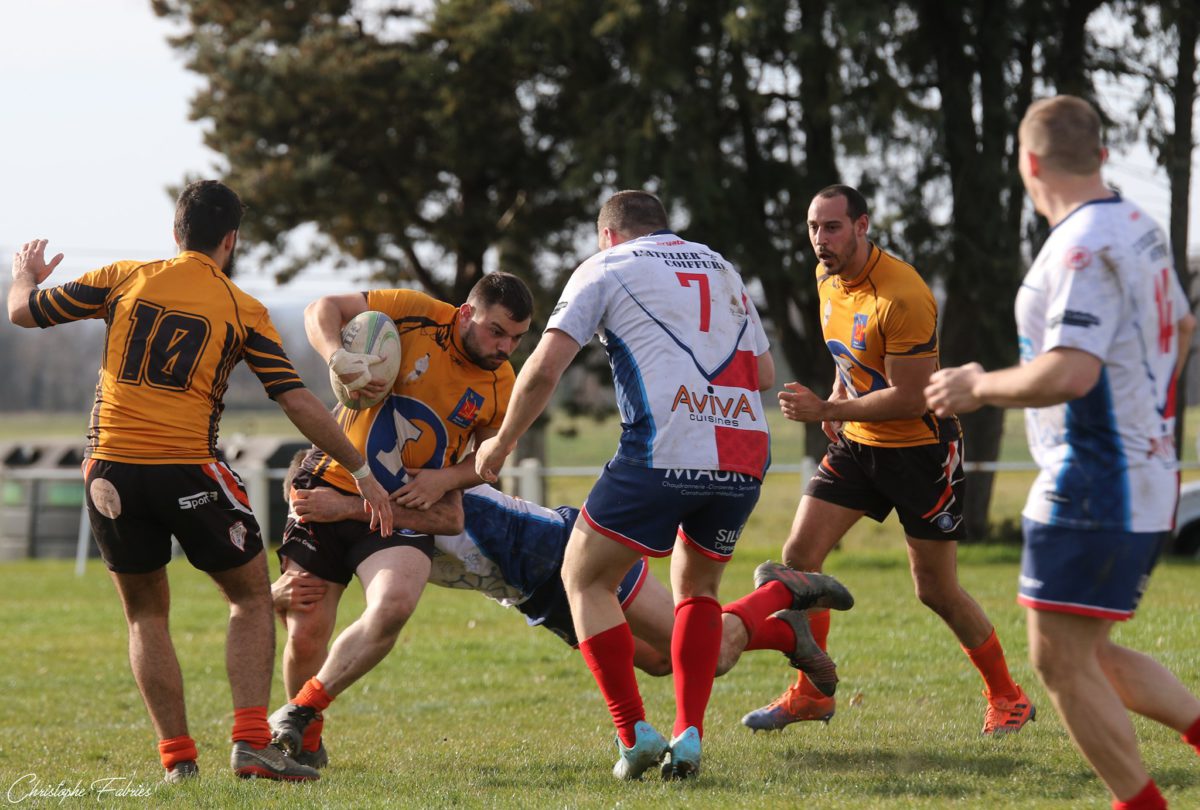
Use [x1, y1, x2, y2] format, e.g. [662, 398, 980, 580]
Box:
[2, 409, 1199, 806]
[2, 547, 1198, 808]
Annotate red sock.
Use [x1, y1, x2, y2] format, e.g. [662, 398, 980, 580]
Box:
[294, 677, 334, 712]
[721, 581, 793, 640]
[672, 597, 722, 738]
[158, 735, 198, 769]
[963, 629, 1021, 702]
[1113, 779, 1166, 810]
[231, 706, 272, 748]
[1182, 713, 1200, 755]
[795, 609, 831, 696]
[745, 615, 797, 652]
[579, 623, 644, 747]
[302, 713, 325, 753]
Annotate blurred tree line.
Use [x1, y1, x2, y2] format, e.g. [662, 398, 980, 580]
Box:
[15, 0, 1193, 538]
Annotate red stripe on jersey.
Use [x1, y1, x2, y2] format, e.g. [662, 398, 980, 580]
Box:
[710, 350, 759, 390]
[714, 426, 768, 479]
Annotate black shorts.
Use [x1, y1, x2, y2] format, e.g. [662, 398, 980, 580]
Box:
[277, 469, 435, 586]
[805, 436, 967, 540]
[84, 459, 264, 574]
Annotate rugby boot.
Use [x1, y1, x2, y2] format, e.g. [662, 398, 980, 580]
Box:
[164, 760, 198, 784]
[268, 702, 320, 757]
[753, 562, 855, 611]
[660, 726, 701, 781]
[612, 720, 669, 781]
[230, 741, 320, 781]
[982, 687, 1036, 735]
[773, 609, 838, 697]
[294, 740, 329, 770]
[741, 681, 836, 731]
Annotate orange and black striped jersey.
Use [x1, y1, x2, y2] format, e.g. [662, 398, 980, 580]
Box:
[817, 245, 959, 447]
[305, 290, 515, 493]
[29, 251, 304, 464]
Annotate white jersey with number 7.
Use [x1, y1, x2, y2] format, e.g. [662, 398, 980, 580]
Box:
[546, 231, 771, 478]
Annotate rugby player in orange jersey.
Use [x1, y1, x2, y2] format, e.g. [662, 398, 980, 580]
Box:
[7, 180, 391, 783]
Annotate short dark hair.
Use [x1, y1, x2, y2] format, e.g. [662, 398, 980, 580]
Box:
[813, 184, 869, 222]
[1020, 95, 1103, 175]
[467, 271, 533, 323]
[174, 180, 246, 253]
[597, 190, 670, 237]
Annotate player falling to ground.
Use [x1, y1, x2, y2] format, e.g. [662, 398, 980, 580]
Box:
[739, 184, 1033, 736]
[926, 95, 1200, 810]
[271, 457, 853, 768]
[5, 181, 393, 783]
[477, 190, 784, 781]
[267, 275, 533, 764]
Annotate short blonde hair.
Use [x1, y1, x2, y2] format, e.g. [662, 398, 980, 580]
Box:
[1019, 95, 1103, 175]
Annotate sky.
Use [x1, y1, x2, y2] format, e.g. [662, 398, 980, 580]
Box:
[2, 0, 1198, 309]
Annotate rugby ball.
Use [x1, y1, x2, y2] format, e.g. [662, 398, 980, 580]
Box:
[330, 310, 401, 410]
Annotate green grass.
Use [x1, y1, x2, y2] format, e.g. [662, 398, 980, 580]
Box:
[2, 544, 1198, 807]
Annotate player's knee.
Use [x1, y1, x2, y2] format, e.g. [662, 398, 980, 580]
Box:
[1028, 636, 1073, 686]
[365, 597, 417, 637]
[636, 655, 672, 678]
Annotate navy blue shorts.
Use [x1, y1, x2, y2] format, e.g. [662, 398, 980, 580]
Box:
[518, 557, 648, 647]
[581, 459, 762, 561]
[1018, 518, 1165, 621]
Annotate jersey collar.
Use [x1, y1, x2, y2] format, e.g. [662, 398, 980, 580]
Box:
[177, 250, 222, 274]
[1050, 191, 1122, 233]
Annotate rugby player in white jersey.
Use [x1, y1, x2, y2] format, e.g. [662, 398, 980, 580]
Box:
[476, 190, 846, 780]
[926, 95, 1200, 810]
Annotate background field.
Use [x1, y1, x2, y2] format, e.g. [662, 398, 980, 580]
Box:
[1, 409, 1198, 807]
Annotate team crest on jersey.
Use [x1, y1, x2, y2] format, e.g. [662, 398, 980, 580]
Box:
[367, 395, 449, 491]
[1063, 246, 1092, 270]
[229, 521, 247, 551]
[448, 388, 485, 429]
[851, 314, 869, 350]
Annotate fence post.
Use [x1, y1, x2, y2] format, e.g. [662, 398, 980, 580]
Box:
[245, 465, 270, 544]
[515, 457, 544, 504]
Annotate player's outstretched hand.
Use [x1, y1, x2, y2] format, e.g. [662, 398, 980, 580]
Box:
[475, 436, 510, 483]
[924, 363, 985, 417]
[355, 473, 394, 536]
[12, 239, 63, 284]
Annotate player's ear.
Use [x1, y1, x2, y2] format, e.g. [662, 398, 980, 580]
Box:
[855, 215, 869, 238]
[222, 230, 238, 252]
[458, 302, 474, 324]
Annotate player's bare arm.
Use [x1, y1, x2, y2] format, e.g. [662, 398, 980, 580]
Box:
[7, 239, 64, 327]
[294, 485, 465, 535]
[476, 329, 581, 482]
[779, 355, 936, 424]
[756, 350, 776, 391]
[925, 347, 1103, 417]
[274, 387, 394, 536]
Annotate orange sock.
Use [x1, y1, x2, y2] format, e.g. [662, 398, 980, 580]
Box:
[795, 609, 831, 697]
[158, 735, 198, 769]
[231, 706, 272, 748]
[295, 677, 334, 712]
[963, 629, 1021, 702]
[1112, 779, 1166, 810]
[302, 713, 325, 753]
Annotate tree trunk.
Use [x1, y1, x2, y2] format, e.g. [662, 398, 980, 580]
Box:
[1169, 1, 1197, 458]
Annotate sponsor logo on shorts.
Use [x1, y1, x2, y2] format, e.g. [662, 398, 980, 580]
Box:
[665, 468, 751, 482]
[714, 527, 742, 555]
[670, 385, 757, 427]
[178, 490, 218, 510]
[851, 313, 869, 350]
[229, 521, 248, 551]
[1018, 574, 1043, 590]
[448, 388, 485, 429]
[932, 511, 961, 532]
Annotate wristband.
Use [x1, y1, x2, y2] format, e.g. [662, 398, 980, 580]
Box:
[350, 464, 371, 480]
